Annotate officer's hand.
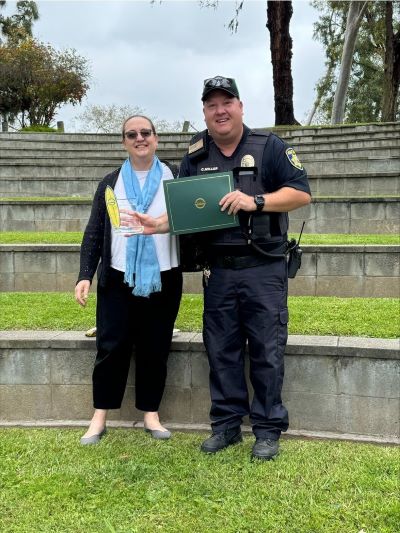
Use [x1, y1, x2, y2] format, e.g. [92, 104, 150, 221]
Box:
[75, 280, 91, 307]
[219, 190, 256, 215]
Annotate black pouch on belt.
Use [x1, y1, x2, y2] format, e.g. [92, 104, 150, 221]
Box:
[287, 242, 302, 278]
[287, 221, 305, 279]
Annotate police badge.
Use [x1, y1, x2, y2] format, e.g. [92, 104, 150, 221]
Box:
[240, 154, 255, 167]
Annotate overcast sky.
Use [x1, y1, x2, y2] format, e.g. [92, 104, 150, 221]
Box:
[7, 0, 327, 131]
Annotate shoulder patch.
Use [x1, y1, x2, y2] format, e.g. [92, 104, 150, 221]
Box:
[285, 148, 303, 170]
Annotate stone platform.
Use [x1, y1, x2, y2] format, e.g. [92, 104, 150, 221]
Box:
[0, 331, 398, 443]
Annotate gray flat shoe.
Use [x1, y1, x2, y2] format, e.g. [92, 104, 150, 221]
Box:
[144, 428, 171, 440]
[80, 427, 107, 445]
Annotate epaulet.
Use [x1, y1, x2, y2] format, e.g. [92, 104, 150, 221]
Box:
[187, 129, 209, 161]
[249, 128, 271, 138]
[160, 159, 179, 178]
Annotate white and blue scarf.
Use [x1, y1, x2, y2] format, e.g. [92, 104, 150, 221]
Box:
[121, 156, 162, 297]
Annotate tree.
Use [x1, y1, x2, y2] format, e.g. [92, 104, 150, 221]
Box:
[77, 103, 185, 133]
[331, 1, 368, 124]
[311, 0, 400, 124]
[0, 1, 39, 44]
[0, 38, 90, 127]
[266, 1, 299, 125]
[381, 0, 400, 121]
[200, 1, 299, 125]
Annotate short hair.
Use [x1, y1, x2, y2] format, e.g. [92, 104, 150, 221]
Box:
[122, 115, 156, 139]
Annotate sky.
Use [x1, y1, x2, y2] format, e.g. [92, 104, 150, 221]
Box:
[5, 0, 327, 131]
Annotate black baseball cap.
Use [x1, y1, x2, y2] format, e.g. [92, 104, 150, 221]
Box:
[201, 76, 240, 101]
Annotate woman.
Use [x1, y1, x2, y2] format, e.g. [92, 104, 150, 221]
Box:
[75, 115, 182, 444]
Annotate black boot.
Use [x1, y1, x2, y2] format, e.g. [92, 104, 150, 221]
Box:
[251, 438, 280, 460]
[200, 427, 242, 453]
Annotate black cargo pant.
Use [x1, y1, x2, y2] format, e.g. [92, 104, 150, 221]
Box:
[203, 258, 289, 440]
[93, 267, 182, 412]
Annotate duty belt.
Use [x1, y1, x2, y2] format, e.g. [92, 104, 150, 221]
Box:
[210, 243, 287, 270]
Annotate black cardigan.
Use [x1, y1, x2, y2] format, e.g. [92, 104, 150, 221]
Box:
[77, 161, 179, 286]
[77, 168, 119, 287]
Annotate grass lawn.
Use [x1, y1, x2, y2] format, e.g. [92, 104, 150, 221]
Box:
[0, 293, 398, 338]
[0, 231, 399, 245]
[0, 197, 91, 202]
[0, 428, 398, 533]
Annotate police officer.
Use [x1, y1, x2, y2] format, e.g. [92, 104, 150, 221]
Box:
[131, 76, 311, 460]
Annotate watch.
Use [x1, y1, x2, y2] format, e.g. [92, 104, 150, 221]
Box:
[254, 194, 265, 212]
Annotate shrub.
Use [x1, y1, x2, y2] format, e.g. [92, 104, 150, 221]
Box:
[19, 125, 58, 133]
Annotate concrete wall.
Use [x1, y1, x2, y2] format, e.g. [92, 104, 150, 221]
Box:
[0, 331, 398, 442]
[1, 197, 399, 234]
[1, 244, 399, 297]
[2, 173, 398, 198]
[0, 200, 89, 232]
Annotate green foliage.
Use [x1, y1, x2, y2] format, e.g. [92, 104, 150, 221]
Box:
[0, 197, 91, 201]
[294, 233, 400, 245]
[0, 293, 398, 338]
[0, 38, 90, 127]
[19, 124, 58, 132]
[0, 429, 399, 533]
[0, 232, 84, 243]
[0, 1, 39, 45]
[311, 1, 400, 123]
[0, 231, 398, 245]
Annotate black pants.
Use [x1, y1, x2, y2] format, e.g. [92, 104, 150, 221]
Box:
[93, 267, 182, 412]
[203, 258, 289, 440]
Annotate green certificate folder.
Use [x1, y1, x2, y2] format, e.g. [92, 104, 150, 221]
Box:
[163, 172, 239, 235]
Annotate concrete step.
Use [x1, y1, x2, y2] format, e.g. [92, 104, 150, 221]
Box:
[281, 130, 399, 145]
[1, 197, 399, 234]
[0, 154, 397, 177]
[1, 331, 398, 442]
[272, 122, 400, 139]
[1, 244, 399, 297]
[1, 171, 398, 197]
[0, 131, 193, 143]
[1, 121, 398, 140]
[310, 171, 399, 196]
[0, 123, 398, 149]
[292, 197, 400, 234]
[0, 141, 191, 154]
[1, 142, 399, 160]
[1, 133, 397, 153]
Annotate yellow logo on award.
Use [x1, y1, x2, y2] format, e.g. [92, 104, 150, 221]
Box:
[241, 154, 255, 167]
[195, 198, 206, 209]
[105, 186, 120, 228]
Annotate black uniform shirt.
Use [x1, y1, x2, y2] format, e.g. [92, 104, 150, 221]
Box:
[179, 125, 311, 197]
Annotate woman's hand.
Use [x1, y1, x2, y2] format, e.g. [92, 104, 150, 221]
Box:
[75, 280, 91, 307]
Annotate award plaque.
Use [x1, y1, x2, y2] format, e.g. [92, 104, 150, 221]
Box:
[105, 186, 143, 234]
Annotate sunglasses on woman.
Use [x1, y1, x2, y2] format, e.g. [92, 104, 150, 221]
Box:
[124, 129, 153, 140]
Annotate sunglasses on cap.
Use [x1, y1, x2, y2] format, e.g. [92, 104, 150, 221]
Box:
[203, 76, 234, 89]
[124, 129, 153, 140]
[202, 76, 239, 101]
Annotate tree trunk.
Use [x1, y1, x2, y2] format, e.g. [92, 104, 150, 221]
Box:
[306, 63, 334, 126]
[381, 1, 400, 122]
[266, 1, 299, 126]
[331, 1, 368, 124]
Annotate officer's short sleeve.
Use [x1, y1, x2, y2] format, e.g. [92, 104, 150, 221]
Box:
[262, 134, 311, 195]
